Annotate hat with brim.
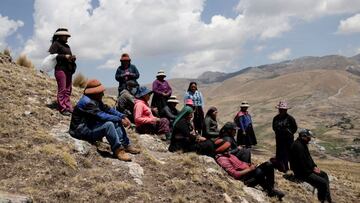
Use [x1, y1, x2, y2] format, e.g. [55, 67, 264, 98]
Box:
[84, 79, 105, 95]
[240, 101, 250, 108]
[185, 99, 194, 106]
[221, 122, 239, 131]
[299, 129, 315, 138]
[54, 28, 71, 37]
[135, 86, 152, 98]
[156, 70, 166, 77]
[167, 95, 179, 103]
[120, 53, 131, 61]
[275, 101, 291, 109]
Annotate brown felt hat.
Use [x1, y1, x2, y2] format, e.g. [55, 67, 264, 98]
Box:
[84, 79, 105, 94]
[120, 53, 131, 61]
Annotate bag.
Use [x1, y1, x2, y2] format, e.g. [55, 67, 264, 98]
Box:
[40, 54, 58, 72]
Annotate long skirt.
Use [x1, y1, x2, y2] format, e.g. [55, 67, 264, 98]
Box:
[275, 132, 294, 172]
[193, 106, 204, 134]
[237, 125, 257, 147]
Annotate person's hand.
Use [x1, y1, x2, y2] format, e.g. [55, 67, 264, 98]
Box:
[313, 167, 320, 174]
[121, 117, 131, 127]
[65, 54, 71, 60]
[151, 107, 158, 115]
[249, 164, 257, 171]
[237, 146, 243, 150]
[156, 117, 161, 123]
[197, 136, 206, 142]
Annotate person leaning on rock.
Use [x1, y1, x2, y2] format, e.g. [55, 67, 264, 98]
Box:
[290, 129, 332, 203]
[69, 79, 140, 162]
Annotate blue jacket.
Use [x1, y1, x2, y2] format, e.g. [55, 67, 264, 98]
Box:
[115, 64, 140, 93]
[69, 95, 125, 137]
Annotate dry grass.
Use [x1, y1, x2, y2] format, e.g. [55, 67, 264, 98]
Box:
[16, 54, 35, 69]
[73, 73, 87, 88]
[39, 144, 77, 170]
[3, 48, 11, 57]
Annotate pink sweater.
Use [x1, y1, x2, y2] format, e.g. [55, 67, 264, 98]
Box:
[134, 99, 157, 126]
[215, 153, 250, 179]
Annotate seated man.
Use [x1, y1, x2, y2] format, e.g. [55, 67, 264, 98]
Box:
[69, 79, 140, 162]
[290, 129, 332, 203]
[214, 122, 251, 163]
[215, 140, 285, 200]
[159, 95, 179, 126]
[117, 80, 137, 123]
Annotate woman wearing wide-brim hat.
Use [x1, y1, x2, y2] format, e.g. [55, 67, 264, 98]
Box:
[48, 27, 77, 116]
[151, 70, 172, 113]
[234, 101, 257, 148]
[134, 86, 171, 139]
[272, 100, 298, 173]
[159, 95, 179, 127]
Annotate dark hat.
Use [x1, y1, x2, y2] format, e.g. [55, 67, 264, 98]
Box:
[120, 53, 131, 61]
[221, 122, 239, 132]
[126, 80, 138, 87]
[135, 86, 152, 98]
[84, 79, 105, 95]
[299, 129, 315, 138]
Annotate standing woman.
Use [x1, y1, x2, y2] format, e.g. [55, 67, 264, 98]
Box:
[115, 53, 140, 97]
[184, 82, 205, 134]
[49, 28, 76, 116]
[235, 101, 257, 148]
[272, 101, 297, 173]
[151, 70, 172, 112]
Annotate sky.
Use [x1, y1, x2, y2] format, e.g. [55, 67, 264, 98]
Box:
[1, 0, 360, 87]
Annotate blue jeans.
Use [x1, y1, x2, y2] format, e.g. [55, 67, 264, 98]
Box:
[87, 121, 130, 152]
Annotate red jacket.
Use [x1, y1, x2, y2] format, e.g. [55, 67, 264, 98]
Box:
[134, 99, 157, 126]
[215, 153, 250, 179]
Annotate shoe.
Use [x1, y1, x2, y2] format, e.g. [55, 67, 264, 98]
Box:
[268, 189, 285, 200]
[159, 134, 167, 141]
[115, 148, 132, 161]
[60, 111, 72, 116]
[125, 145, 140, 154]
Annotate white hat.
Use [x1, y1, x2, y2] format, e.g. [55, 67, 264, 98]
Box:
[240, 101, 250, 107]
[54, 28, 71, 37]
[167, 95, 179, 103]
[156, 70, 166, 77]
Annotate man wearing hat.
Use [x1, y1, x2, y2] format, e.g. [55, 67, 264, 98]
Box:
[235, 101, 257, 148]
[215, 137, 285, 200]
[290, 129, 332, 203]
[115, 53, 140, 97]
[159, 95, 179, 127]
[272, 101, 298, 172]
[69, 79, 140, 162]
[117, 80, 138, 123]
[48, 27, 77, 116]
[151, 70, 172, 113]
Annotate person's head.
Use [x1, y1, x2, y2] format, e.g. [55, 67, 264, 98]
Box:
[219, 122, 238, 137]
[167, 96, 179, 108]
[240, 101, 250, 112]
[187, 82, 198, 93]
[136, 86, 153, 101]
[206, 107, 218, 120]
[156, 70, 166, 81]
[298, 129, 315, 144]
[126, 80, 138, 95]
[120, 53, 131, 66]
[276, 101, 290, 115]
[84, 79, 105, 101]
[52, 28, 71, 43]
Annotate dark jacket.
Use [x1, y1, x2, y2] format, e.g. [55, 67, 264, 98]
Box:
[272, 113, 297, 136]
[115, 64, 140, 93]
[172, 118, 197, 141]
[159, 105, 178, 122]
[117, 89, 135, 114]
[290, 138, 317, 178]
[203, 116, 219, 139]
[48, 40, 76, 73]
[69, 95, 125, 138]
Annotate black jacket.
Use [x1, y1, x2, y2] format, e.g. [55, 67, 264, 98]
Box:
[160, 105, 178, 122]
[272, 113, 297, 136]
[203, 116, 219, 139]
[49, 40, 76, 73]
[290, 138, 317, 178]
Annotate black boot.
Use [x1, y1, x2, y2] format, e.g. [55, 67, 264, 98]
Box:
[268, 189, 285, 201]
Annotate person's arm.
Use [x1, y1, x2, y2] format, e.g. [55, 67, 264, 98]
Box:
[204, 117, 219, 138]
[239, 115, 246, 133]
[289, 115, 298, 134]
[163, 107, 177, 120]
[291, 143, 314, 175]
[216, 156, 253, 179]
[130, 65, 140, 80]
[166, 81, 172, 95]
[101, 102, 126, 118]
[80, 101, 122, 122]
[49, 42, 69, 62]
[272, 116, 278, 132]
[115, 67, 123, 82]
[134, 102, 157, 125]
[199, 91, 205, 108]
[184, 92, 190, 102]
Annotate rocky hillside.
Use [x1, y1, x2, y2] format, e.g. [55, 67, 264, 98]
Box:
[1, 53, 359, 203]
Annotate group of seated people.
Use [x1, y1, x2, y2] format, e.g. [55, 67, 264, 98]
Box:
[68, 55, 331, 202]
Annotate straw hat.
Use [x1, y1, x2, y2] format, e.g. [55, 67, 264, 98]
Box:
[275, 101, 290, 109]
[120, 53, 131, 61]
[167, 95, 179, 103]
[156, 70, 166, 77]
[240, 101, 250, 108]
[84, 79, 105, 95]
[54, 28, 71, 37]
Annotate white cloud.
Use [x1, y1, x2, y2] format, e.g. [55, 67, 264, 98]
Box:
[254, 45, 265, 52]
[268, 48, 291, 61]
[0, 15, 24, 49]
[337, 13, 360, 34]
[23, 0, 360, 78]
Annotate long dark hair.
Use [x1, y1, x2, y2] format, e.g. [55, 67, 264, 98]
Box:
[205, 107, 217, 119]
[187, 81, 197, 92]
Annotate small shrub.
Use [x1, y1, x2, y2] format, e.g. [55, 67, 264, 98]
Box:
[62, 152, 78, 170]
[16, 54, 35, 69]
[3, 48, 11, 57]
[73, 73, 87, 88]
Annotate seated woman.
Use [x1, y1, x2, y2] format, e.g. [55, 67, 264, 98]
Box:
[159, 95, 179, 126]
[215, 122, 251, 163]
[151, 70, 172, 112]
[168, 106, 214, 156]
[202, 107, 220, 140]
[215, 141, 285, 200]
[134, 86, 170, 139]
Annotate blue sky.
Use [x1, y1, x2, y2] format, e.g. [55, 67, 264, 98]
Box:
[1, 0, 359, 87]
